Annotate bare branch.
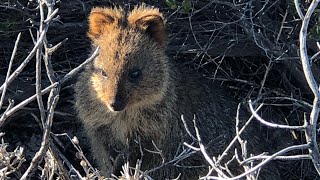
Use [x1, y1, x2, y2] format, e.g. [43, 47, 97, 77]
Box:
[216, 104, 263, 164]
[294, 0, 305, 19]
[190, 116, 229, 179]
[203, 144, 309, 180]
[35, 34, 46, 126]
[0, 47, 99, 126]
[0, 30, 46, 94]
[241, 154, 311, 164]
[0, 33, 21, 110]
[299, 0, 320, 174]
[20, 93, 59, 180]
[248, 100, 306, 130]
[0, 100, 14, 123]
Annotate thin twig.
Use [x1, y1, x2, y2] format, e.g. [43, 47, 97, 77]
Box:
[49, 142, 80, 180]
[44, 38, 68, 84]
[234, 103, 251, 179]
[0, 47, 99, 126]
[216, 104, 263, 164]
[203, 144, 310, 180]
[0, 30, 46, 94]
[248, 100, 306, 130]
[191, 116, 228, 178]
[241, 154, 311, 164]
[294, 0, 305, 19]
[35, 33, 46, 126]
[20, 93, 59, 180]
[0, 99, 14, 124]
[0, 33, 21, 110]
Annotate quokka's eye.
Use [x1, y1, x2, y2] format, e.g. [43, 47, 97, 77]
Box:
[129, 69, 141, 80]
[100, 70, 108, 78]
[95, 67, 107, 78]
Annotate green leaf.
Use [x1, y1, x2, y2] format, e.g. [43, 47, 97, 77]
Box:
[165, 0, 177, 9]
[182, 0, 192, 12]
[309, 22, 320, 41]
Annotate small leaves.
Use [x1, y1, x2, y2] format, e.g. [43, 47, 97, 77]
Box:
[165, 0, 177, 10]
[165, 0, 193, 13]
[182, 0, 192, 12]
[309, 18, 320, 41]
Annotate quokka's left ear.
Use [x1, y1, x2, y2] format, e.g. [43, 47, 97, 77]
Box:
[128, 5, 166, 47]
[88, 7, 123, 40]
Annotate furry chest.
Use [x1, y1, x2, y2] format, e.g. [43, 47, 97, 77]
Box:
[107, 112, 166, 145]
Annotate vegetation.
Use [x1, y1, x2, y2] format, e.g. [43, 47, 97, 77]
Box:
[0, 0, 320, 179]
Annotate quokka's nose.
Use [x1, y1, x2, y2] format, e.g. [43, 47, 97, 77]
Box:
[109, 97, 126, 111]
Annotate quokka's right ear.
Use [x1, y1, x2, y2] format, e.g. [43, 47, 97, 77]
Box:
[88, 7, 123, 40]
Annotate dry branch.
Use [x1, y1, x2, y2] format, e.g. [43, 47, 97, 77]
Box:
[248, 100, 306, 130]
[0, 1, 100, 179]
[0, 47, 99, 126]
[0, 33, 21, 111]
[20, 92, 59, 180]
[298, 0, 320, 174]
[204, 144, 310, 180]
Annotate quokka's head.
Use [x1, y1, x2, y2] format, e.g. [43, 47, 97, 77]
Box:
[87, 5, 169, 112]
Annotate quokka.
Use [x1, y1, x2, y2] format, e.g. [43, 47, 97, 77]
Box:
[74, 5, 281, 179]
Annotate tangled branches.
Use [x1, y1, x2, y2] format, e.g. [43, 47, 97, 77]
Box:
[0, 0, 320, 179]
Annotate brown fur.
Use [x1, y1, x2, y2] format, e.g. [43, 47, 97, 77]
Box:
[75, 5, 281, 179]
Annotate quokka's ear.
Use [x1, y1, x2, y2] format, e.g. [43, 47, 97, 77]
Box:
[128, 5, 166, 47]
[88, 7, 123, 40]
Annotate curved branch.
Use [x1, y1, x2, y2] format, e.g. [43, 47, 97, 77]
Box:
[294, 0, 305, 19]
[299, 0, 320, 175]
[248, 100, 306, 130]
